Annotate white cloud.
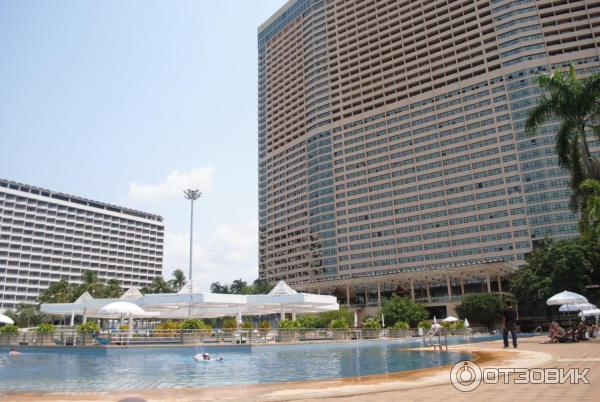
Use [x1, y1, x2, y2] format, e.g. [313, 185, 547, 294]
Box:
[128, 167, 215, 202]
[162, 220, 258, 291]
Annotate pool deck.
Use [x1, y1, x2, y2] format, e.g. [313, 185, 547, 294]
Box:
[2, 336, 599, 401]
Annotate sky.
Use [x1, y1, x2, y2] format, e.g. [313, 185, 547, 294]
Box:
[0, 0, 286, 290]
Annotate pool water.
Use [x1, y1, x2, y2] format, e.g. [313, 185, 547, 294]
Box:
[0, 339, 473, 392]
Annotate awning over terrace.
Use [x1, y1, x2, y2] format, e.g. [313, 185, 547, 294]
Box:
[40, 281, 339, 320]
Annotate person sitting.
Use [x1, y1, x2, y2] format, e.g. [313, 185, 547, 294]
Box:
[575, 320, 588, 341]
[8, 346, 22, 357]
[588, 323, 597, 339]
[548, 322, 572, 343]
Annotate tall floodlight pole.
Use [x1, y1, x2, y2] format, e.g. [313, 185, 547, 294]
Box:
[183, 189, 202, 293]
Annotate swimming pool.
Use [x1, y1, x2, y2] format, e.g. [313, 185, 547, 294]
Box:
[0, 339, 473, 392]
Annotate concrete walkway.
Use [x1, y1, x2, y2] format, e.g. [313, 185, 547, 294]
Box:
[2, 336, 598, 401]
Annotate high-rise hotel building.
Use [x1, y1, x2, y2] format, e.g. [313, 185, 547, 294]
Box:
[258, 0, 600, 290]
[0, 178, 164, 310]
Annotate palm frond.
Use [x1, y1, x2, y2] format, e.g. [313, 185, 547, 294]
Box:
[569, 136, 585, 191]
[525, 95, 556, 136]
[555, 120, 576, 169]
[580, 179, 600, 196]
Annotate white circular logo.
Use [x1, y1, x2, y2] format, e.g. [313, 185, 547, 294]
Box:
[450, 360, 482, 392]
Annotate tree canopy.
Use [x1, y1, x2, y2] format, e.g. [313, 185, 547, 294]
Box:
[379, 295, 428, 327]
[210, 278, 275, 295]
[511, 238, 595, 314]
[455, 293, 504, 330]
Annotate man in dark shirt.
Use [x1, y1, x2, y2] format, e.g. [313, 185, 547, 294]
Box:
[503, 300, 517, 348]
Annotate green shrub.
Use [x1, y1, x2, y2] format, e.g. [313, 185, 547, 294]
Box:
[77, 321, 100, 332]
[439, 320, 465, 330]
[222, 318, 237, 329]
[259, 320, 271, 330]
[362, 317, 382, 329]
[36, 323, 56, 334]
[392, 321, 409, 330]
[154, 320, 181, 330]
[329, 318, 349, 329]
[0, 324, 18, 334]
[316, 307, 354, 328]
[181, 319, 210, 330]
[418, 320, 431, 329]
[153, 320, 180, 336]
[297, 314, 318, 329]
[241, 321, 252, 329]
[278, 319, 301, 330]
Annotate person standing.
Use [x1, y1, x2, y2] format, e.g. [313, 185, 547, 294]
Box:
[502, 300, 517, 348]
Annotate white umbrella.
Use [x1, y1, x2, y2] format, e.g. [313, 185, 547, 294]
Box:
[433, 316, 437, 325]
[353, 310, 358, 328]
[99, 301, 146, 315]
[0, 314, 14, 325]
[464, 318, 470, 328]
[443, 316, 459, 322]
[548, 291, 588, 326]
[381, 313, 385, 328]
[547, 291, 588, 306]
[579, 309, 600, 317]
[559, 303, 596, 312]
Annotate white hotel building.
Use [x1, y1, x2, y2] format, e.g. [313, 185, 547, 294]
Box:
[0, 178, 164, 311]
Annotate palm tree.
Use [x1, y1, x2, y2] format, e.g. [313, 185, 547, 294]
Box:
[38, 279, 74, 303]
[525, 64, 600, 207]
[168, 269, 186, 292]
[229, 279, 248, 294]
[210, 281, 230, 294]
[251, 278, 274, 294]
[76, 270, 105, 298]
[15, 303, 39, 328]
[104, 279, 124, 298]
[141, 276, 173, 294]
[579, 179, 600, 239]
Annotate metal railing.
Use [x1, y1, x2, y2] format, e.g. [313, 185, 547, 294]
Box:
[0, 326, 491, 347]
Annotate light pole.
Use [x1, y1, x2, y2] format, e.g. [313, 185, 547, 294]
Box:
[183, 189, 202, 293]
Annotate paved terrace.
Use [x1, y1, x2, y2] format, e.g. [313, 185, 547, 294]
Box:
[3, 335, 598, 401]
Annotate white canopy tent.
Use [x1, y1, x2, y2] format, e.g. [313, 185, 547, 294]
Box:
[443, 316, 459, 322]
[0, 314, 14, 325]
[99, 301, 146, 316]
[40, 281, 339, 322]
[98, 301, 148, 331]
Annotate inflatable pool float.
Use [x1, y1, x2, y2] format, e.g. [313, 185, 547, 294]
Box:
[194, 354, 223, 362]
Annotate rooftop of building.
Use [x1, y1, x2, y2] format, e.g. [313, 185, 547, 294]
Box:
[0, 177, 163, 223]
